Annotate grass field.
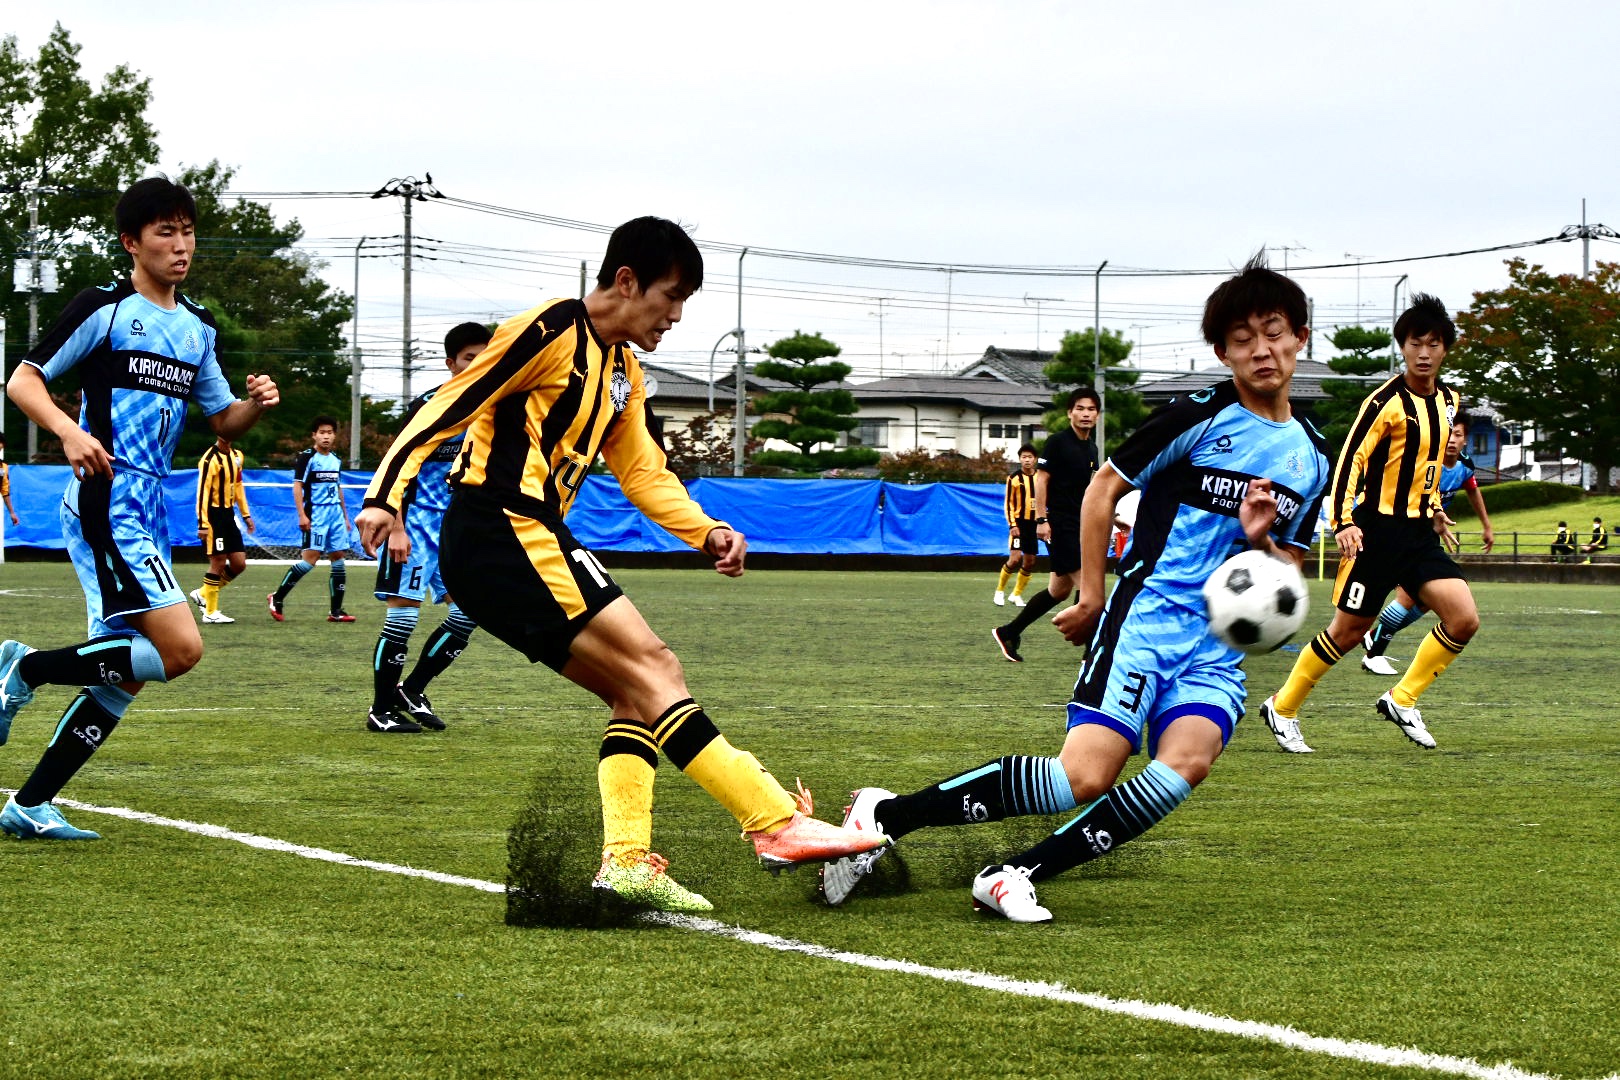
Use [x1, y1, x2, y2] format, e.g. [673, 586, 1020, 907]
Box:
[0, 561, 1616, 1080]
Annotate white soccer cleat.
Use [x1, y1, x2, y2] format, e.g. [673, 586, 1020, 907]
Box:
[188, 588, 207, 612]
[201, 610, 236, 624]
[971, 864, 1052, 923]
[1376, 691, 1436, 749]
[1360, 654, 1398, 676]
[1009, 593, 1026, 608]
[819, 787, 898, 906]
[1259, 694, 1313, 754]
[992, 590, 1007, 606]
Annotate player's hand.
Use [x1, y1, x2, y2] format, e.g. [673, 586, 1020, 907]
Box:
[1239, 479, 1279, 549]
[245, 373, 280, 409]
[246, 517, 256, 535]
[1480, 526, 1495, 553]
[61, 428, 114, 480]
[1434, 510, 1460, 554]
[705, 527, 746, 577]
[297, 513, 311, 530]
[1036, 521, 1052, 542]
[1054, 586, 1103, 645]
[355, 507, 395, 558]
[1336, 524, 1363, 559]
[386, 519, 412, 562]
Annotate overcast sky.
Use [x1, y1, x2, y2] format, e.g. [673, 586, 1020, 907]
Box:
[14, 1, 1619, 400]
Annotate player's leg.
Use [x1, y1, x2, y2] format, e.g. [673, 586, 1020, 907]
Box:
[324, 546, 353, 621]
[271, 543, 319, 617]
[398, 517, 474, 718]
[994, 549, 1017, 605]
[994, 528, 1079, 659]
[1011, 551, 1036, 606]
[369, 595, 423, 733]
[1264, 550, 1385, 751]
[1382, 576, 1477, 717]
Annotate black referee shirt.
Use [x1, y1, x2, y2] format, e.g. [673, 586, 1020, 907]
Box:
[1038, 427, 1100, 525]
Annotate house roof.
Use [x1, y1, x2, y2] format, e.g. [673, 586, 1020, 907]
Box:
[1136, 359, 1382, 404]
[849, 374, 1051, 414]
[642, 363, 715, 404]
[954, 346, 1056, 386]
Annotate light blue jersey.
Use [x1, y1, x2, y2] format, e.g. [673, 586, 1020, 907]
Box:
[1437, 455, 1476, 512]
[1071, 380, 1332, 754]
[25, 281, 234, 479]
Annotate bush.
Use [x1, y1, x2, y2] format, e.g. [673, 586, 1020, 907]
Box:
[1464, 480, 1587, 517]
[876, 448, 1012, 484]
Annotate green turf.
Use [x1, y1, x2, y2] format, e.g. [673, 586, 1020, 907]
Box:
[0, 561, 1615, 1079]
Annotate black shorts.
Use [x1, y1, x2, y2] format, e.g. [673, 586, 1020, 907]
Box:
[1010, 517, 1039, 556]
[1334, 515, 1463, 616]
[1048, 524, 1081, 576]
[438, 491, 624, 673]
[202, 507, 245, 556]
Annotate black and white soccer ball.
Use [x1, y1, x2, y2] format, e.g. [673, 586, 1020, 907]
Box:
[1201, 549, 1309, 654]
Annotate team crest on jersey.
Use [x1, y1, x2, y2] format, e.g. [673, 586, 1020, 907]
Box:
[183, 329, 198, 353]
[130, 319, 146, 337]
[1445, 401, 1457, 427]
[610, 369, 632, 413]
[1285, 449, 1306, 479]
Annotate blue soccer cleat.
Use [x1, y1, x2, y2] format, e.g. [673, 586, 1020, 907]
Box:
[1, 797, 102, 840]
[0, 639, 38, 745]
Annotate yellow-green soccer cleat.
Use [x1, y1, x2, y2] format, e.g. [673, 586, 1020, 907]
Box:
[592, 851, 713, 913]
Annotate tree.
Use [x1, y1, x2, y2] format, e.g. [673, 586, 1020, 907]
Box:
[1041, 328, 1146, 456]
[1313, 325, 1393, 456]
[1, 24, 159, 450]
[664, 409, 760, 478]
[1453, 258, 1620, 493]
[749, 330, 878, 471]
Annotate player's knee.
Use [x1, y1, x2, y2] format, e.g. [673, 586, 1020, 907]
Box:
[1443, 611, 1480, 641]
[163, 638, 204, 678]
[1150, 750, 1211, 788]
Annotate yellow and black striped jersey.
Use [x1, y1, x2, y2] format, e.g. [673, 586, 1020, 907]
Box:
[1004, 471, 1036, 526]
[196, 444, 248, 520]
[0, 460, 8, 499]
[363, 298, 720, 549]
[1331, 375, 1461, 528]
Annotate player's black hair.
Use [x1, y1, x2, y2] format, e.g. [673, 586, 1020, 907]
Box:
[1066, 387, 1102, 411]
[1200, 252, 1309, 347]
[444, 321, 493, 358]
[310, 414, 339, 434]
[115, 176, 197, 239]
[1017, 442, 1037, 456]
[595, 216, 704, 295]
[1393, 293, 1457, 350]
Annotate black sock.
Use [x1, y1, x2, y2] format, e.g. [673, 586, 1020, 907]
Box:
[15, 691, 122, 806]
[1003, 588, 1067, 635]
[1008, 761, 1192, 883]
[20, 637, 141, 689]
[372, 611, 416, 710]
[403, 608, 476, 696]
[275, 561, 310, 601]
[878, 755, 1076, 840]
[329, 568, 347, 614]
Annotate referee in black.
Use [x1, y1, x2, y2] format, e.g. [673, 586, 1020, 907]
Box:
[993, 387, 1101, 662]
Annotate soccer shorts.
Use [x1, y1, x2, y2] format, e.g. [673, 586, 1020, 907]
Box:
[374, 504, 447, 604]
[62, 472, 187, 637]
[1068, 583, 1242, 757]
[201, 507, 245, 556]
[301, 502, 350, 555]
[438, 491, 624, 673]
[1334, 515, 1463, 617]
[1048, 523, 1082, 576]
[1010, 517, 1039, 556]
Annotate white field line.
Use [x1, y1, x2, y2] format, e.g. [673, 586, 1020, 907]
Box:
[21, 793, 1607, 1080]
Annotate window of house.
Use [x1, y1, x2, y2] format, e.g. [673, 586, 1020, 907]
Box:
[1472, 432, 1489, 455]
[849, 418, 889, 448]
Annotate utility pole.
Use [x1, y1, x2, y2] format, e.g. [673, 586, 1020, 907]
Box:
[1024, 294, 1061, 355]
[733, 248, 748, 477]
[349, 237, 368, 467]
[1345, 252, 1369, 323]
[1557, 199, 1618, 277]
[1093, 260, 1108, 449]
[371, 175, 443, 405]
[1390, 274, 1408, 374]
[14, 180, 60, 461]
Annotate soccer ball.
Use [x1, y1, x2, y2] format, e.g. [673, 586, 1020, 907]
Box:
[1201, 549, 1309, 654]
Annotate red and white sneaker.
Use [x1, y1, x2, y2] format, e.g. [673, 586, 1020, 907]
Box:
[972, 864, 1052, 923]
[267, 593, 285, 622]
[819, 787, 897, 906]
[748, 782, 889, 874]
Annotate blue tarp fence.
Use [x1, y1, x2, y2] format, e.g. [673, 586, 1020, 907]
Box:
[0, 465, 1013, 557]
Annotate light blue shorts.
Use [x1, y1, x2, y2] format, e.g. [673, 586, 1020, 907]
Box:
[373, 504, 446, 604]
[302, 502, 351, 555]
[62, 472, 186, 637]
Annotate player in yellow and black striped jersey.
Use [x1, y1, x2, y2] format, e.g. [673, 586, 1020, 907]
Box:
[0, 433, 18, 529]
[192, 436, 254, 622]
[1263, 294, 1482, 753]
[992, 444, 1040, 607]
[355, 216, 886, 911]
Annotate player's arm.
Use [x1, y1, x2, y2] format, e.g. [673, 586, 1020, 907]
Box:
[1239, 479, 1306, 571]
[207, 374, 279, 441]
[1054, 464, 1129, 644]
[6, 363, 111, 479]
[1328, 386, 1390, 559]
[1462, 479, 1493, 552]
[235, 458, 255, 533]
[1033, 468, 1052, 542]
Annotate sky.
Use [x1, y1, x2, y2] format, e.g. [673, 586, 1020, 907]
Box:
[12, 1, 1619, 402]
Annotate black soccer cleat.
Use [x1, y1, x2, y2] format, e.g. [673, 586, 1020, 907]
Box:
[992, 626, 1023, 663]
[366, 707, 422, 734]
[395, 684, 446, 731]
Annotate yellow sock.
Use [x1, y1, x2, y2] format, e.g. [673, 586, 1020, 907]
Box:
[1273, 630, 1346, 717]
[201, 574, 223, 615]
[1392, 625, 1466, 708]
[996, 567, 1012, 592]
[598, 720, 657, 861]
[1012, 571, 1031, 598]
[653, 700, 794, 834]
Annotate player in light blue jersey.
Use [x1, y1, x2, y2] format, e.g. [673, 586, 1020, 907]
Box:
[821, 255, 1331, 920]
[0, 176, 279, 840]
[1359, 418, 1495, 674]
[366, 322, 490, 733]
[268, 415, 354, 622]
